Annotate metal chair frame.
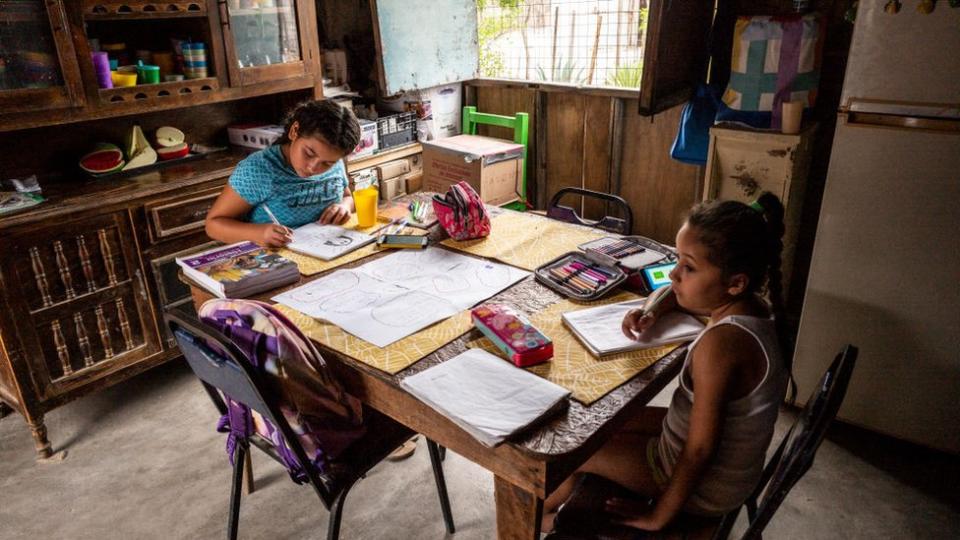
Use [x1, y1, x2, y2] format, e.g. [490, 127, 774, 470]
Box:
[546, 187, 634, 235]
[166, 312, 455, 540]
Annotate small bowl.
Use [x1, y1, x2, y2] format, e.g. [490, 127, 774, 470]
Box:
[111, 71, 138, 87]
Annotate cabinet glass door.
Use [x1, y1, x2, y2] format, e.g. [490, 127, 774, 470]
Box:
[0, 0, 84, 113]
[222, 0, 313, 86]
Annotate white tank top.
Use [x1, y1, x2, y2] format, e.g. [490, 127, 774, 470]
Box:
[657, 314, 788, 515]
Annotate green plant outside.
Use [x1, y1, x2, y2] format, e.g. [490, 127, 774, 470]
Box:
[605, 61, 643, 88]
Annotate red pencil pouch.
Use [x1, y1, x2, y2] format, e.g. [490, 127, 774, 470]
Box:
[471, 304, 553, 367]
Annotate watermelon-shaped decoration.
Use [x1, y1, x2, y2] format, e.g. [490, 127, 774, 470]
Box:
[80, 144, 125, 175]
[156, 142, 190, 160]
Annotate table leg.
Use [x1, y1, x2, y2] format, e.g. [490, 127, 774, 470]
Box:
[494, 475, 543, 540]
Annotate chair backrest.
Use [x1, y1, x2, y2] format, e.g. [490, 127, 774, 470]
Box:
[728, 344, 858, 540]
[546, 187, 634, 235]
[462, 105, 530, 207]
[165, 311, 338, 506]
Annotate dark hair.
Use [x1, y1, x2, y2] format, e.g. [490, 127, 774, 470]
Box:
[686, 193, 792, 384]
[277, 100, 360, 155]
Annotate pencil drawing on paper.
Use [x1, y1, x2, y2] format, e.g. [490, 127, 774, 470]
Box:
[273, 247, 530, 347]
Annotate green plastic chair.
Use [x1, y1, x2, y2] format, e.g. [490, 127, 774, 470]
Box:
[462, 106, 530, 211]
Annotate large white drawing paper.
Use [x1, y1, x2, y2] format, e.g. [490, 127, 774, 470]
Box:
[286, 223, 376, 261]
[561, 299, 705, 357]
[400, 348, 570, 447]
[272, 247, 529, 347]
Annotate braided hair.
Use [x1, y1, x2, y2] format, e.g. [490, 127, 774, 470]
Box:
[277, 100, 360, 155]
[686, 193, 793, 394]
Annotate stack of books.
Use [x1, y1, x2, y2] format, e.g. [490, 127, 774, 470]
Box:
[176, 242, 299, 298]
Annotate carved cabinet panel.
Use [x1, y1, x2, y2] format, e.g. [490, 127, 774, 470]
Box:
[3, 210, 161, 400]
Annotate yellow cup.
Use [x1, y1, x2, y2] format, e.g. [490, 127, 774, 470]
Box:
[110, 71, 138, 87]
[354, 187, 378, 228]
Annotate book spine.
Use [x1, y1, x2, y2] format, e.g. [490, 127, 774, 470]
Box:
[179, 242, 260, 268]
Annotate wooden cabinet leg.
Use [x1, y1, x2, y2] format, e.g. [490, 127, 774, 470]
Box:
[494, 475, 543, 540]
[27, 414, 53, 459]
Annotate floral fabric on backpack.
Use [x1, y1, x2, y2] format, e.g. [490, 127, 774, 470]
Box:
[432, 181, 491, 241]
[198, 298, 365, 483]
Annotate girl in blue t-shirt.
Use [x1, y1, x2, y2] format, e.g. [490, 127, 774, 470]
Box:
[206, 100, 361, 247]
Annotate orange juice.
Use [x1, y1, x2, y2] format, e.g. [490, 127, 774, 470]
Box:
[354, 187, 378, 227]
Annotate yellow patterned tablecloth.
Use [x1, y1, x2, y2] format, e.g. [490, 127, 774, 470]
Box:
[274, 304, 473, 374]
[441, 211, 606, 271]
[471, 292, 681, 405]
[278, 215, 427, 276]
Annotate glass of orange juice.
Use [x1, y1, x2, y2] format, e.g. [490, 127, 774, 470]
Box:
[354, 187, 378, 228]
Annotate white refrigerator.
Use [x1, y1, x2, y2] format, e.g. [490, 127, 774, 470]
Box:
[793, 3, 960, 454]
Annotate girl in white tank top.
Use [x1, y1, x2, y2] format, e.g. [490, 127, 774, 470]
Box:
[542, 193, 792, 533]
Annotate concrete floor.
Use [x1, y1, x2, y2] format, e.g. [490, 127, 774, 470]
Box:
[1, 360, 958, 539]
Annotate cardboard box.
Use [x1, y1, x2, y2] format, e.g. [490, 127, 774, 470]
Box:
[377, 157, 412, 181]
[227, 124, 285, 150]
[348, 119, 379, 160]
[422, 135, 523, 206]
[379, 176, 406, 201]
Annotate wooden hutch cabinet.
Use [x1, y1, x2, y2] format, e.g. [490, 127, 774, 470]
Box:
[0, 0, 323, 458]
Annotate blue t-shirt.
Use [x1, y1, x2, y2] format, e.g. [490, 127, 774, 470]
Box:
[229, 145, 348, 228]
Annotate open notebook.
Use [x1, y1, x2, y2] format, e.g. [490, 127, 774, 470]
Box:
[400, 348, 570, 447]
[562, 299, 705, 357]
[286, 223, 376, 261]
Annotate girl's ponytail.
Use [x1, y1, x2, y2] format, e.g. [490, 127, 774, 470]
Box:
[755, 191, 794, 400]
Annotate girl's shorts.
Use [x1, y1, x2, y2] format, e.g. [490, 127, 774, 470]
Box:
[645, 437, 669, 489]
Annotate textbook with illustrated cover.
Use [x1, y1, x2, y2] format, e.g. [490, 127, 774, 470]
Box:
[176, 242, 299, 298]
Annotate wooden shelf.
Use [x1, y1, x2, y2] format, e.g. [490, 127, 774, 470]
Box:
[346, 142, 421, 173]
[0, 0, 42, 23]
[98, 77, 218, 105]
[228, 6, 294, 17]
[82, 1, 206, 20]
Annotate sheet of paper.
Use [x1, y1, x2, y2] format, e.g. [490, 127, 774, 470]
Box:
[562, 299, 704, 355]
[400, 348, 570, 447]
[273, 247, 529, 347]
[287, 223, 375, 261]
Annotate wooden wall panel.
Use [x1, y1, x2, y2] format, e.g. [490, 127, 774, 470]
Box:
[581, 97, 614, 221]
[617, 103, 700, 243]
[544, 93, 587, 209]
[471, 85, 700, 244]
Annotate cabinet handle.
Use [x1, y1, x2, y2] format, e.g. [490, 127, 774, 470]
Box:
[134, 269, 148, 302]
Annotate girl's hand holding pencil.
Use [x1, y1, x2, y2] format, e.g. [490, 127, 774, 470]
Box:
[259, 204, 293, 248]
[621, 285, 675, 341]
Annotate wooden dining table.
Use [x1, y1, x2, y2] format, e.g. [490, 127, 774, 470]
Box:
[182, 216, 686, 540]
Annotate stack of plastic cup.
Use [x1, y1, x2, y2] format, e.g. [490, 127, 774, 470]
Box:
[91, 51, 113, 89]
[183, 42, 207, 79]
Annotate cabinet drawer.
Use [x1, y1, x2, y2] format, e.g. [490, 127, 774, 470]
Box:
[145, 188, 221, 243]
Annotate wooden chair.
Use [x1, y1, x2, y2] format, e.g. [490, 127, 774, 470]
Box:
[546, 187, 634, 235]
[165, 312, 455, 540]
[462, 105, 530, 211]
[546, 345, 858, 540]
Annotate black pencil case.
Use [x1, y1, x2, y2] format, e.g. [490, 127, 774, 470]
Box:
[534, 250, 627, 301]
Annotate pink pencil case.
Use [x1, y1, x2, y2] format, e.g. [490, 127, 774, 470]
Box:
[471, 304, 553, 367]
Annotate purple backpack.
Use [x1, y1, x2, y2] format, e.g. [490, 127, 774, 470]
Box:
[198, 299, 365, 483]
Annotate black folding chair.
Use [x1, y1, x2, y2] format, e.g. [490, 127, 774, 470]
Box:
[547, 187, 634, 235]
[547, 345, 858, 540]
[166, 312, 455, 540]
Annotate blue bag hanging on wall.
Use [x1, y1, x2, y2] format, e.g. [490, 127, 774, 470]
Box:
[670, 84, 720, 166]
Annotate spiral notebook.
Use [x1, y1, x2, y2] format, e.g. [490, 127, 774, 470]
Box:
[562, 299, 705, 357]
